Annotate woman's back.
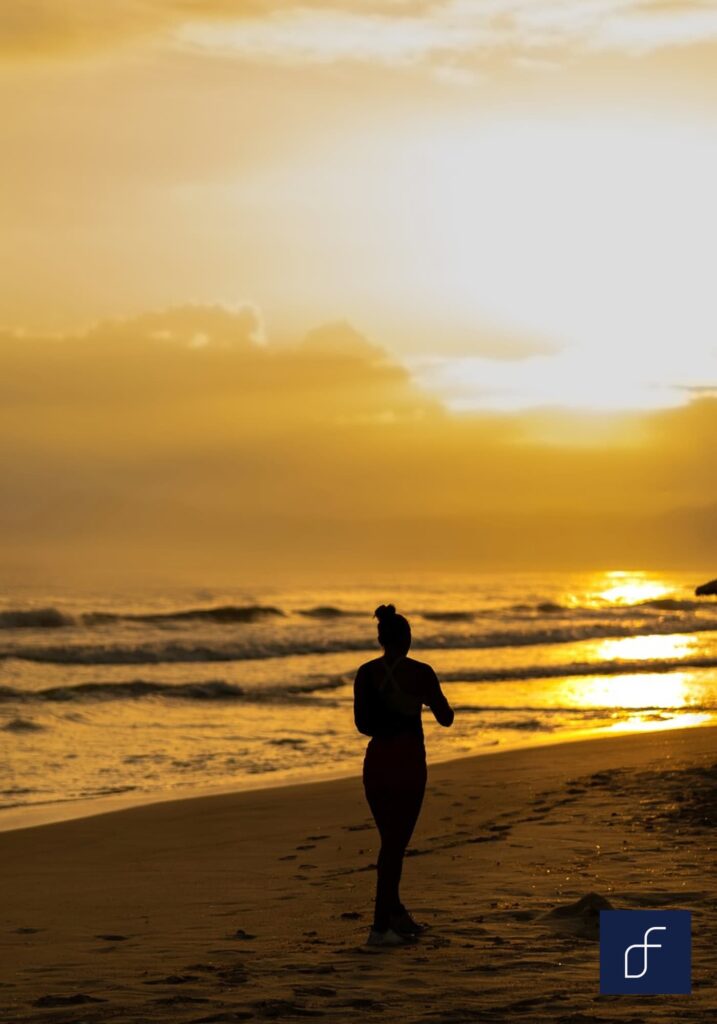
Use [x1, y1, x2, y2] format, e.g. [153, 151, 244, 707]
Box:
[354, 655, 452, 740]
[374, 656, 424, 716]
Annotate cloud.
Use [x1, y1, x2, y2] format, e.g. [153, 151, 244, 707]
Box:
[299, 320, 387, 360]
[84, 303, 264, 349]
[454, 326, 561, 362]
[1, 304, 717, 579]
[175, 1, 717, 70]
[0, 1, 436, 60]
[5, 0, 717, 65]
[0, 305, 437, 428]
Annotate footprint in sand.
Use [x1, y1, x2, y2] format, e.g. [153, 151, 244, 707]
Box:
[291, 964, 336, 975]
[152, 994, 212, 1006]
[251, 997, 326, 1017]
[216, 966, 250, 985]
[452, 925, 490, 937]
[144, 974, 201, 985]
[190, 1013, 253, 1023]
[293, 985, 337, 997]
[332, 997, 385, 1010]
[502, 997, 546, 1013]
[498, 908, 538, 922]
[33, 993, 106, 1007]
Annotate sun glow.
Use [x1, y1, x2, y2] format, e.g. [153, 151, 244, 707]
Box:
[595, 634, 697, 663]
[349, 113, 717, 412]
[592, 572, 672, 606]
[606, 710, 714, 733]
[223, 108, 717, 413]
[577, 670, 690, 710]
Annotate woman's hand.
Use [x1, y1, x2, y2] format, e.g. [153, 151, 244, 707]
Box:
[425, 667, 454, 727]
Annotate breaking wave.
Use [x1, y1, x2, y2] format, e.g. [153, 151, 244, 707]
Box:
[0, 604, 286, 630]
[440, 655, 717, 684]
[1, 716, 46, 732]
[0, 676, 346, 705]
[1, 591, 714, 632]
[297, 606, 361, 618]
[3, 616, 717, 665]
[2, 653, 716, 705]
[421, 611, 475, 622]
[88, 604, 286, 625]
[0, 608, 74, 629]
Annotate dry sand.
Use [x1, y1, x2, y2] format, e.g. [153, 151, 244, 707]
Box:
[1, 725, 716, 1023]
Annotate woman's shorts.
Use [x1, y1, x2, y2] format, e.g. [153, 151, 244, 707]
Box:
[362, 732, 427, 794]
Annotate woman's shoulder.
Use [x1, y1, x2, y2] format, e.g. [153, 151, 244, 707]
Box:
[405, 657, 436, 678]
[355, 657, 384, 679]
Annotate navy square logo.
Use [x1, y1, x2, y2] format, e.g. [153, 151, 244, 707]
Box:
[600, 910, 691, 994]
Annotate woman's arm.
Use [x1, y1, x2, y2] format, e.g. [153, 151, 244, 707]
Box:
[424, 666, 454, 727]
[353, 664, 376, 737]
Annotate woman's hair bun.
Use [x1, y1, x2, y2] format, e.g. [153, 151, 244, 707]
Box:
[374, 603, 396, 622]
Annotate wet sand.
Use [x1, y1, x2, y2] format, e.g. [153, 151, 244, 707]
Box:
[1, 725, 716, 1023]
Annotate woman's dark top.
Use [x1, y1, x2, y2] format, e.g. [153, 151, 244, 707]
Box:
[353, 656, 452, 741]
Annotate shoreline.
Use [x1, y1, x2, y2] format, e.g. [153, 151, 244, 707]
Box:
[1, 715, 713, 835]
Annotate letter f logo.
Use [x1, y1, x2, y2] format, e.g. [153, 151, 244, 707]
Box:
[600, 910, 690, 994]
[624, 926, 667, 979]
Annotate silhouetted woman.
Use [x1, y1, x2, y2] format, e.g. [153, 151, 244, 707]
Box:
[354, 604, 454, 946]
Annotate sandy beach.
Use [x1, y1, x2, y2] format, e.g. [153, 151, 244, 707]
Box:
[1, 724, 715, 1023]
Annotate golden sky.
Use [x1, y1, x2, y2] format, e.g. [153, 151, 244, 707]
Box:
[1, 310, 715, 580]
[2, 2, 716, 578]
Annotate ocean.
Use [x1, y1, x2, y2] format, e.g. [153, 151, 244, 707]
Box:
[2, 570, 716, 829]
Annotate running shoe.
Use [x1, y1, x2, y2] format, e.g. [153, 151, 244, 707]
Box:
[389, 909, 427, 936]
[365, 927, 415, 946]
